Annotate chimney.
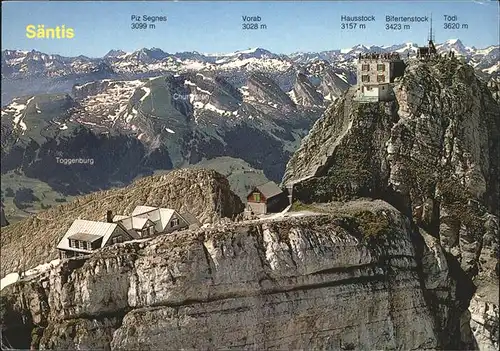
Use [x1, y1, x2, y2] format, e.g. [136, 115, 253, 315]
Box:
[106, 210, 113, 223]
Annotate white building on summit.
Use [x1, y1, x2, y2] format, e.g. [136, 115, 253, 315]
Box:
[354, 52, 406, 102]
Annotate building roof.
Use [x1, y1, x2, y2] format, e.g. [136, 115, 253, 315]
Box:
[179, 212, 201, 228]
[131, 206, 158, 216]
[130, 206, 178, 232]
[57, 219, 121, 251]
[117, 216, 153, 230]
[112, 215, 128, 222]
[253, 181, 283, 199]
[67, 232, 102, 242]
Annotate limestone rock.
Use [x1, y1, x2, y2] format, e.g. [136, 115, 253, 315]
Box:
[0, 203, 8, 227]
[292, 73, 324, 107]
[469, 293, 499, 351]
[2, 200, 442, 350]
[282, 58, 499, 350]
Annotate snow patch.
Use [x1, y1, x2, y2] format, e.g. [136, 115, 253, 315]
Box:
[1, 259, 61, 291]
[9, 99, 29, 131]
[183, 60, 208, 70]
[204, 103, 232, 115]
[484, 63, 500, 74]
[196, 87, 212, 95]
[335, 72, 348, 84]
[125, 108, 138, 123]
[80, 121, 100, 127]
[288, 90, 298, 104]
[139, 87, 151, 102]
[0, 273, 19, 291]
[239, 86, 250, 97]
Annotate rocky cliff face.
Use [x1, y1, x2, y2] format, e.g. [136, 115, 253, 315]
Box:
[283, 58, 499, 350]
[303, 60, 351, 100]
[246, 72, 295, 109]
[293, 73, 324, 107]
[487, 77, 499, 103]
[0, 169, 243, 278]
[0, 204, 8, 227]
[1, 200, 467, 350]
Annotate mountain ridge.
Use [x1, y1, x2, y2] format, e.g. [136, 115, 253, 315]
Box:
[2, 39, 497, 106]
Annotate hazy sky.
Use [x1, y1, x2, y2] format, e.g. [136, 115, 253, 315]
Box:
[2, 0, 499, 57]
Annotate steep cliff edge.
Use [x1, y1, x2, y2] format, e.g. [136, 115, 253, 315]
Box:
[0, 169, 244, 278]
[2, 200, 463, 350]
[283, 58, 499, 350]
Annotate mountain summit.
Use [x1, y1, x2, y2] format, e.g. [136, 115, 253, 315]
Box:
[283, 57, 499, 349]
[103, 49, 126, 58]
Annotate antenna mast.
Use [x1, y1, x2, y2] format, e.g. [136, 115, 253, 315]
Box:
[428, 13, 434, 42]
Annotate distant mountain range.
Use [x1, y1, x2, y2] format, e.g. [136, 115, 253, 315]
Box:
[2, 39, 498, 104]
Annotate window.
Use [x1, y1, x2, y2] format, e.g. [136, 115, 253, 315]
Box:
[86, 241, 92, 250]
[112, 235, 123, 244]
[377, 64, 385, 71]
[377, 75, 385, 82]
[69, 239, 76, 248]
[171, 218, 180, 228]
[79, 240, 85, 249]
[361, 75, 370, 82]
[361, 64, 370, 71]
[253, 192, 261, 202]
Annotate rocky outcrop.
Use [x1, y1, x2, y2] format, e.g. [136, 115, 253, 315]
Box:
[292, 73, 324, 107]
[303, 60, 351, 100]
[247, 72, 295, 108]
[282, 58, 500, 349]
[0, 204, 8, 227]
[2, 200, 452, 350]
[487, 77, 499, 103]
[0, 169, 244, 278]
[469, 293, 499, 351]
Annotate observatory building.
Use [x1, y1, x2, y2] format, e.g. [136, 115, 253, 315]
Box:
[354, 52, 406, 102]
